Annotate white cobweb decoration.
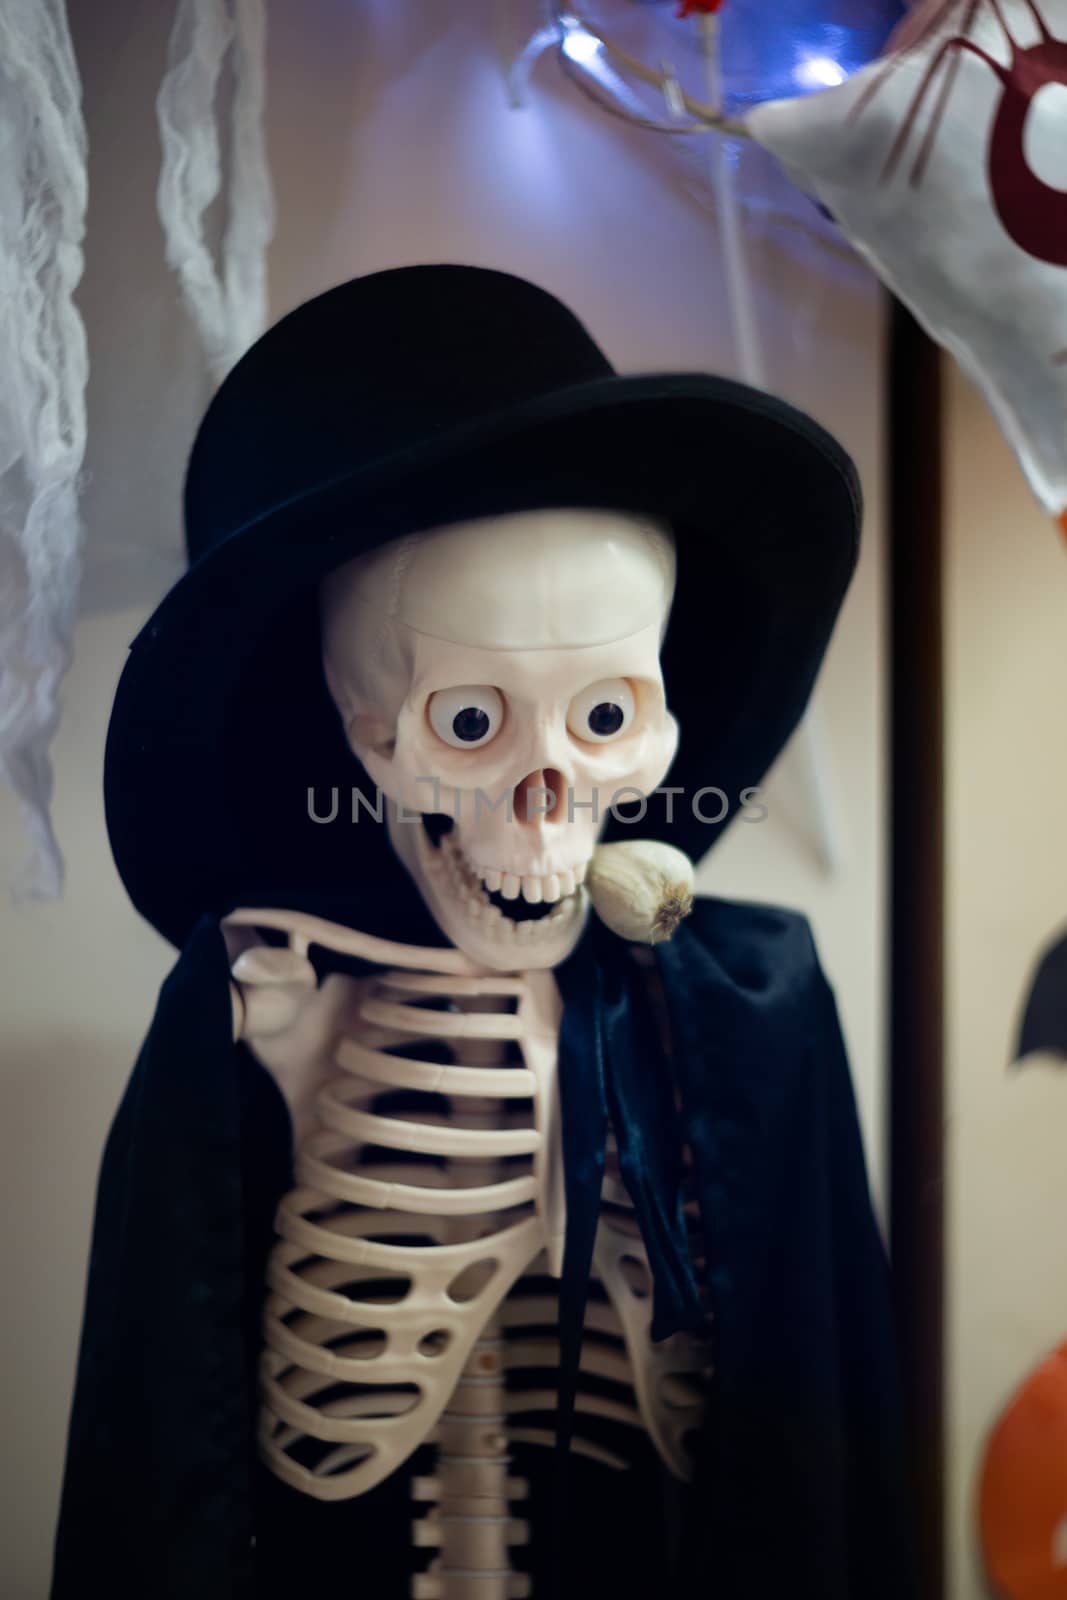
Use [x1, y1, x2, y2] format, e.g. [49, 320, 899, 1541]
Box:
[0, 0, 89, 899]
[156, 0, 274, 383]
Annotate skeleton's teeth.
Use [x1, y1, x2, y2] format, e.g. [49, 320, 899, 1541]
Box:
[434, 831, 593, 933]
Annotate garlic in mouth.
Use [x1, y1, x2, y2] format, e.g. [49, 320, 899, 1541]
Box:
[586, 839, 695, 944]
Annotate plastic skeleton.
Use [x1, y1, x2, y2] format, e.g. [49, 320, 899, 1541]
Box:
[227, 510, 711, 1597]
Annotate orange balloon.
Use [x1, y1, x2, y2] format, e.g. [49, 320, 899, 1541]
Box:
[979, 1340, 1067, 1598]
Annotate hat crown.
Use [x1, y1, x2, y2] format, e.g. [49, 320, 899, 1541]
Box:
[184, 265, 614, 561]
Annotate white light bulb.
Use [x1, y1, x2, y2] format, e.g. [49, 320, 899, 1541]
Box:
[560, 20, 602, 67]
[795, 55, 846, 89]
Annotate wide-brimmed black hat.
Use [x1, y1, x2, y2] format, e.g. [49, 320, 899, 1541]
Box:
[105, 264, 860, 947]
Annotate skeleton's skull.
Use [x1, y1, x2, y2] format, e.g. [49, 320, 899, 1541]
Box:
[321, 508, 678, 970]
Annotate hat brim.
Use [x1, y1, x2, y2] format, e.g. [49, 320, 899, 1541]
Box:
[105, 372, 859, 946]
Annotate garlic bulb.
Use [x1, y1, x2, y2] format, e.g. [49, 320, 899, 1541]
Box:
[586, 839, 695, 944]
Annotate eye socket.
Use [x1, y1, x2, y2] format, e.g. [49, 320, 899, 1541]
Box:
[427, 686, 504, 749]
[567, 678, 635, 743]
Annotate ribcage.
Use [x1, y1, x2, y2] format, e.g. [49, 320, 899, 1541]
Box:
[242, 911, 712, 1511]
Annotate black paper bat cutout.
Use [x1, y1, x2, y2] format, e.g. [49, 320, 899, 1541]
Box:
[1013, 925, 1067, 1064]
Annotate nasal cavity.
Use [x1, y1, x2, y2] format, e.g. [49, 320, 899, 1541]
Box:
[514, 768, 566, 826]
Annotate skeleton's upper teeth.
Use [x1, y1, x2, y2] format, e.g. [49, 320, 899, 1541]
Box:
[543, 873, 561, 903]
[500, 873, 521, 901]
[484, 868, 503, 893]
[557, 869, 575, 898]
[521, 875, 543, 905]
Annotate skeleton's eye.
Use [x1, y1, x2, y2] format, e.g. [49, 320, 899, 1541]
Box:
[428, 686, 504, 749]
[567, 678, 635, 743]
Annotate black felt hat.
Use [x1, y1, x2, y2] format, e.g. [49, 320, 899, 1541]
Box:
[104, 264, 861, 947]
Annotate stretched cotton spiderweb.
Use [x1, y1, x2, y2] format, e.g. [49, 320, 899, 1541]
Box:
[156, 0, 274, 382]
[0, 0, 88, 897]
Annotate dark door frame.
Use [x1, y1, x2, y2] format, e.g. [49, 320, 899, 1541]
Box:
[888, 299, 945, 1600]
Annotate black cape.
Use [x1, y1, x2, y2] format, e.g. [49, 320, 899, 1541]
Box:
[52, 896, 914, 1599]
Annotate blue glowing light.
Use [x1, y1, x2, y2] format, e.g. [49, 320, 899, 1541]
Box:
[716, 0, 905, 107]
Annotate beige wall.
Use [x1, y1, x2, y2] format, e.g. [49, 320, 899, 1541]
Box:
[0, 3, 887, 1593]
[944, 362, 1067, 1598]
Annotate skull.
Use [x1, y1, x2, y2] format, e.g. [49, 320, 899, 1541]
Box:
[321, 508, 678, 971]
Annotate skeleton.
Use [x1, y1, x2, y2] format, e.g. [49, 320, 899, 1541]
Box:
[228, 509, 712, 1597]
